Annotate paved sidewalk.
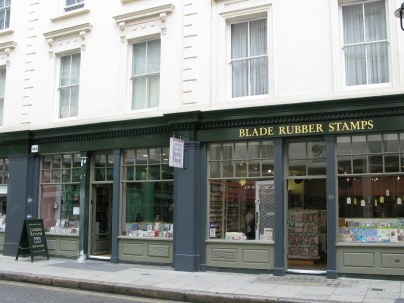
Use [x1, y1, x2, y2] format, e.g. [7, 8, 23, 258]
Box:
[0, 256, 403, 303]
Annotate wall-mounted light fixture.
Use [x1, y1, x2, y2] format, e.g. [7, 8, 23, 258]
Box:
[395, 2, 404, 31]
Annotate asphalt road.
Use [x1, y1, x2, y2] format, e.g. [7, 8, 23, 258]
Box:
[0, 280, 186, 303]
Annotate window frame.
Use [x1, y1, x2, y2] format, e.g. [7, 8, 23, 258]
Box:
[130, 39, 161, 110]
[229, 17, 269, 99]
[0, 0, 11, 30]
[341, 0, 390, 88]
[64, 0, 85, 12]
[58, 52, 81, 119]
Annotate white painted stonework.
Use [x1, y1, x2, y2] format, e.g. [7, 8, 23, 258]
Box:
[0, 0, 402, 132]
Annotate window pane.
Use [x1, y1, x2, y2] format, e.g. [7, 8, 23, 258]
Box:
[133, 42, 146, 76]
[308, 158, 326, 175]
[69, 85, 79, 117]
[234, 142, 247, 159]
[132, 77, 146, 109]
[209, 144, 221, 161]
[223, 161, 233, 178]
[384, 134, 399, 153]
[148, 165, 161, 180]
[288, 142, 306, 159]
[261, 141, 274, 159]
[59, 88, 70, 118]
[95, 154, 106, 167]
[147, 40, 161, 73]
[209, 162, 221, 178]
[345, 45, 366, 86]
[222, 143, 233, 160]
[248, 142, 260, 159]
[135, 166, 147, 180]
[249, 19, 267, 56]
[369, 154, 383, 173]
[337, 136, 351, 155]
[343, 4, 364, 45]
[368, 134, 382, 153]
[162, 165, 174, 180]
[148, 75, 159, 108]
[231, 22, 248, 59]
[384, 154, 399, 172]
[232, 60, 248, 98]
[235, 161, 247, 177]
[338, 156, 352, 174]
[365, 1, 386, 42]
[353, 155, 367, 173]
[70, 54, 81, 85]
[352, 136, 367, 154]
[63, 155, 72, 168]
[289, 160, 306, 176]
[367, 42, 389, 84]
[123, 150, 135, 165]
[136, 149, 148, 164]
[250, 57, 268, 96]
[248, 160, 260, 177]
[149, 148, 161, 164]
[60, 56, 71, 86]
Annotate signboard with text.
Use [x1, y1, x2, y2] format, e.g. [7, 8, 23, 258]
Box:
[16, 219, 49, 262]
[169, 137, 184, 168]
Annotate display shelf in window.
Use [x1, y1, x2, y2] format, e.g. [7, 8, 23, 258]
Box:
[338, 218, 404, 243]
[124, 222, 173, 238]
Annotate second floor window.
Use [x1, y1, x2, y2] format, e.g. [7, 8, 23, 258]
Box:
[0, 68, 6, 126]
[59, 53, 80, 118]
[65, 0, 84, 12]
[342, 0, 389, 86]
[131, 39, 161, 110]
[231, 18, 268, 98]
[0, 0, 10, 30]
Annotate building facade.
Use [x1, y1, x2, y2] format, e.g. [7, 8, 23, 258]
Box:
[0, 0, 404, 279]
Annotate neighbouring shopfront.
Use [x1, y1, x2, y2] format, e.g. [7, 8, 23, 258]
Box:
[2, 94, 404, 279]
[0, 157, 8, 253]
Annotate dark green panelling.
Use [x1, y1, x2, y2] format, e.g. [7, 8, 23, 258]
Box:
[0, 93, 403, 157]
[36, 133, 172, 154]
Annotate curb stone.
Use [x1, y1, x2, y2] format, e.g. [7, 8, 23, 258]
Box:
[52, 277, 80, 289]
[21, 274, 52, 286]
[185, 291, 236, 303]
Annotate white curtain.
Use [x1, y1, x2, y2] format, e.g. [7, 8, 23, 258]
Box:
[59, 54, 80, 118]
[231, 19, 268, 98]
[343, 1, 388, 86]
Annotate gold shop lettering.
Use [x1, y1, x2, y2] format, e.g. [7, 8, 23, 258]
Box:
[238, 120, 374, 138]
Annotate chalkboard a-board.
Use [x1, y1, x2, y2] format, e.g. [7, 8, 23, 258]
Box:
[16, 219, 49, 262]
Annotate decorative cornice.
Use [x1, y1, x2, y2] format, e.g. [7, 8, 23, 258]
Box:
[0, 41, 16, 66]
[113, 4, 174, 41]
[43, 23, 92, 57]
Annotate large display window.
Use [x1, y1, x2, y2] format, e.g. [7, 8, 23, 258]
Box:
[338, 134, 404, 244]
[208, 141, 275, 241]
[121, 148, 174, 238]
[40, 153, 81, 234]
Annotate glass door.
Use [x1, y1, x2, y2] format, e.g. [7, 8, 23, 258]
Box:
[91, 184, 112, 258]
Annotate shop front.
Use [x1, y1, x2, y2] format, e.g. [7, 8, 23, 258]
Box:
[2, 94, 404, 279]
[198, 94, 404, 278]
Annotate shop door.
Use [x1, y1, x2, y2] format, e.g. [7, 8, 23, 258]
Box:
[90, 184, 112, 258]
[286, 141, 327, 273]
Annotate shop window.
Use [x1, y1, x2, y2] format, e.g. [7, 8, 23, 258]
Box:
[288, 141, 326, 177]
[93, 153, 113, 181]
[40, 153, 81, 233]
[208, 141, 275, 241]
[342, 0, 389, 86]
[231, 18, 268, 98]
[337, 134, 404, 244]
[0, 157, 8, 231]
[121, 148, 174, 238]
[131, 39, 161, 110]
[59, 53, 81, 118]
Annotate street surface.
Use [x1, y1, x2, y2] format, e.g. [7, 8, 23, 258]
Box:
[0, 281, 186, 303]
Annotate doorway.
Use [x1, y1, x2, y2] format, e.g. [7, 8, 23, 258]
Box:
[90, 184, 112, 259]
[286, 141, 327, 273]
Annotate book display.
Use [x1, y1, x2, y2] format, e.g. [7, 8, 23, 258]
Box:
[124, 222, 173, 238]
[209, 182, 224, 238]
[338, 218, 404, 243]
[288, 209, 327, 259]
[0, 214, 5, 230]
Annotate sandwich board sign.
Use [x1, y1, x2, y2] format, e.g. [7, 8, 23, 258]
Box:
[15, 219, 49, 262]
